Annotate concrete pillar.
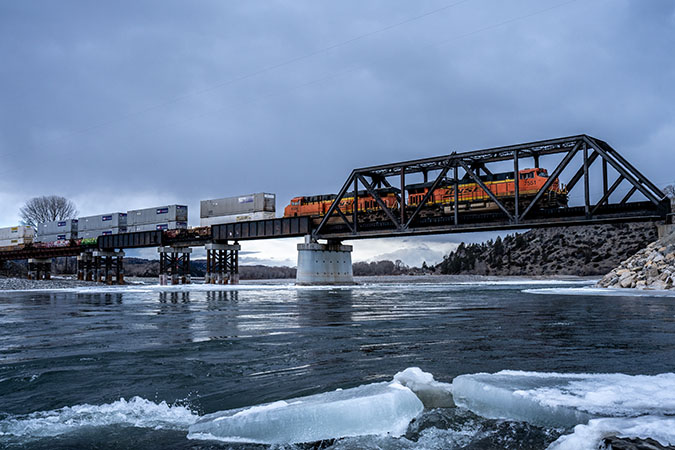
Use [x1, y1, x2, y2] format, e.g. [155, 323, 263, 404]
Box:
[296, 236, 354, 285]
[657, 223, 675, 239]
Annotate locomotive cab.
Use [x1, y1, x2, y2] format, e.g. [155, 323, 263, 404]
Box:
[284, 197, 305, 217]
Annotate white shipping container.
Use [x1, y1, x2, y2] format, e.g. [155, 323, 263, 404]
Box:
[0, 237, 31, 247]
[78, 227, 127, 239]
[127, 221, 187, 232]
[199, 211, 276, 227]
[200, 193, 275, 218]
[127, 205, 187, 226]
[35, 232, 76, 243]
[78, 213, 127, 231]
[38, 219, 78, 235]
[0, 226, 35, 240]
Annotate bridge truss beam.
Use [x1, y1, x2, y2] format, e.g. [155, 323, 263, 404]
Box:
[313, 134, 669, 240]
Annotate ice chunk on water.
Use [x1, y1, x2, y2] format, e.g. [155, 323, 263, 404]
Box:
[452, 371, 675, 428]
[393, 367, 454, 408]
[0, 397, 198, 439]
[187, 381, 423, 444]
[547, 415, 675, 450]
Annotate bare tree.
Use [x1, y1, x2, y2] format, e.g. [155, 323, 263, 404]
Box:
[20, 196, 78, 228]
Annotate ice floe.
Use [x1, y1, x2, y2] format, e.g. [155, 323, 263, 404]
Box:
[393, 367, 454, 408]
[547, 415, 675, 450]
[5, 367, 675, 447]
[452, 371, 675, 428]
[523, 286, 675, 297]
[0, 396, 198, 438]
[188, 381, 423, 444]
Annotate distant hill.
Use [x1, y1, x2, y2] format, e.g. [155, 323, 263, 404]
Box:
[435, 222, 658, 276]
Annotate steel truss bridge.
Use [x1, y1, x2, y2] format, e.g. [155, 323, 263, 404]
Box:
[0, 134, 670, 263]
[310, 134, 670, 239]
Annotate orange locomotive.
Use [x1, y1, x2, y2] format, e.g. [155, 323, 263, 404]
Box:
[284, 168, 566, 220]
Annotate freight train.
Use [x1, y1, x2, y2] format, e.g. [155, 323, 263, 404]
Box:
[283, 168, 567, 221]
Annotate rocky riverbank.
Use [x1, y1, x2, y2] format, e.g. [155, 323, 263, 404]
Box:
[597, 231, 675, 290]
[0, 276, 95, 291]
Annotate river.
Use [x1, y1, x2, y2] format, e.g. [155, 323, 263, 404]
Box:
[1, 277, 674, 449]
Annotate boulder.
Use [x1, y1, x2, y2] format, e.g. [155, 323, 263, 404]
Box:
[620, 274, 635, 288]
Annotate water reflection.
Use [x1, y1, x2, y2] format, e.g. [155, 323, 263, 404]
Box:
[76, 293, 124, 305]
[205, 290, 239, 307]
[158, 291, 191, 303]
[296, 289, 354, 328]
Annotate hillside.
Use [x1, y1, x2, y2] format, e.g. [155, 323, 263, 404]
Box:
[436, 222, 659, 276]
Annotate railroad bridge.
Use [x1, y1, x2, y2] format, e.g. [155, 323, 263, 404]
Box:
[0, 135, 671, 285]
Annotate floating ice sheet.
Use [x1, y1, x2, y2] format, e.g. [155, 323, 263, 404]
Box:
[452, 371, 675, 428]
[393, 367, 454, 408]
[523, 287, 675, 297]
[187, 381, 423, 444]
[548, 415, 675, 450]
[0, 396, 198, 439]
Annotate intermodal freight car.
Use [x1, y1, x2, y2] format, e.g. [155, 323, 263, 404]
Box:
[0, 237, 99, 253]
[284, 168, 567, 221]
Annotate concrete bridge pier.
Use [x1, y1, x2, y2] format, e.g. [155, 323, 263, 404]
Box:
[205, 242, 240, 284]
[158, 247, 191, 285]
[296, 236, 354, 285]
[28, 258, 52, 280]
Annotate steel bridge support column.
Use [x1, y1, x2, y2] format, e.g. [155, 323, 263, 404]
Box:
[27, 259, 36, 280]
[158, 247, 191, 285]
[205, 243, 240, 284]
[28, 258, 51, 280]
[78, 251, 96, 281]
[116, 251, 124, 285]
[296, 236, 354, 285]
[77, 254, 84, 280]
[92, 251, 124, 284]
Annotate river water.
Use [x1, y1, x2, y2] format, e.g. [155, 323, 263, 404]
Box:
[1, 277, 674, 449]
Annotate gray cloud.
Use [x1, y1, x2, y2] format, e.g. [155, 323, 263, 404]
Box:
[1, 0, 673, 259]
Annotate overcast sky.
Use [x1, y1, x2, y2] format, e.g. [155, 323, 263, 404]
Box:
[1, 0, 673, 265]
